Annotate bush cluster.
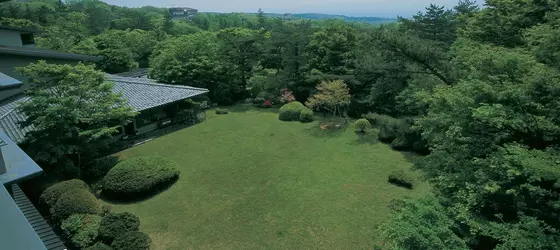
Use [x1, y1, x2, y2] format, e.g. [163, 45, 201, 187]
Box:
[61, 214, 102, 249]
[279, 101, 306, 121]
[99, 212, 140, 242]
[366, 114, 429, 154]
[299, 108, 314, 123]
[111, 231, 151, 250]
[361, 112, 395, 127]
[354, 119, 371, 132]
[83, 156, 119, 180]
[388, 170, 415, 189]
[40, 179, 89, 211]
[215, 108, 229, 115]
[51, 189, 101, 222]
[102, 156, 180, 200]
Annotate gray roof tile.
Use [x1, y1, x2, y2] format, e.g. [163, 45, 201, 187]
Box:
[0, 75, 208, 143]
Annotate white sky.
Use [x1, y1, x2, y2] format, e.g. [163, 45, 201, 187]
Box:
[103, 0, 473, 18]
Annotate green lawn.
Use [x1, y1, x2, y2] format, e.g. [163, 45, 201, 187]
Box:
[109, 106, 430, 249]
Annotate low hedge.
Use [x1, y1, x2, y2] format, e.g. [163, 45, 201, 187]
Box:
[99, 212, 140, 242]
[388, 170, 415, 189]
[51, 189, 101, 222]
[215, 108, 229, 115]
[102, 156, 180, 200]
[279, 101, 305, 121]
[299, 108, 314, 123]
[40, 179, 89, 210]
[354, 119, 371, 133]
[111, 231, 151, 250]
[61, 214, 102, 249]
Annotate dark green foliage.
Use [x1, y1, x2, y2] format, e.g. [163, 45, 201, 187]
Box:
[40, 179, 89, 210]
[379, 197, 468, 249]
[83, 156, 119, 180]
[299, 108, 314, 123]
[102, 156, 180, 200]
[387, 170, 415, 189]
[85, 243, 113, 250]
[61, 214, 102, 249]
[111, 231, 151, 250]
[279, 102, 306, 121]
[215, 108, 229, 115]
[50, 189, 101, 222]
[99, 212, 140, 242]
[362, 113, 399, 127]
[354, 119, 371, 132]
[377, 117, 404, 143]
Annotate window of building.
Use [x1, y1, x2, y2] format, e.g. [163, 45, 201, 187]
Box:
[20, 33, 35, 46]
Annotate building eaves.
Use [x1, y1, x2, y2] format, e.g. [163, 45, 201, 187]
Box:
[0, 24, 40, 33]
[0, 45, 102, 62]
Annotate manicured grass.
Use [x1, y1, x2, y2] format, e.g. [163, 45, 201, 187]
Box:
[109, 106, 430, 249]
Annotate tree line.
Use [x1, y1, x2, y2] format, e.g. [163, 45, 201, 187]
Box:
[2, 0, 560, 248]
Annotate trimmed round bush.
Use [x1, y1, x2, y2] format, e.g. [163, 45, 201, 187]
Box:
[299, 108, 313, 123]
[102, 156, 180, 199]
[215, 108, 229, 115]
[388, 170, 415, 189]
[99, 212, 140, 242]
[51, 189, 101, 222]
[354, 119, 371, 132]
[61, 214, 102, 249]
[85, 243, 112, 250]
[279, 101, 305, 121]
[111, 231, 151, 250]
[40, 179, 89, 210]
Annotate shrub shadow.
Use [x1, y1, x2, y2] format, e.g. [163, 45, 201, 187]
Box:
[305, 122, 349, 138]
[388, 180, 414, 189]
[99, 176, 179, 205]
[223, 104, 280, 114]
[350, 130, 379, 145]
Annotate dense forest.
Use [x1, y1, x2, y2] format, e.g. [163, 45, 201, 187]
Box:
[2, 0, 560, 248]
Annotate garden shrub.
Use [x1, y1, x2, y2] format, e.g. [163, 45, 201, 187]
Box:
[354, 119, 371, 132]
[111, 231, 151, 250]
[83, 156, 119, 180]
[299, 108, 313, 123]
[99, 212, 140, 242]
[51, 189, 101, 222]
[255, 91, 270, 100]
[61, 214, 102, 249]
[40, 179, 89, 210]
[85, 243, 113, 250]
[252, 97, 265, 106]
[388, 170, 415, 189]
[102, 156, 180, 200]
[390, 136, 408, 150]
[377, 117, 405, 143]
[362, 112, 394, 126]
[279, 101, 305, 121]
[215, 108, 229, 115]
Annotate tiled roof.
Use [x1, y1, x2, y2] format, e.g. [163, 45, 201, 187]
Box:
[115, 68, 149, 78]
[0, 75, 208, 143]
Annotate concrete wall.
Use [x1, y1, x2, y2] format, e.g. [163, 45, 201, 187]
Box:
[0, 55, 83, 101]
[0, 30, 22, 47]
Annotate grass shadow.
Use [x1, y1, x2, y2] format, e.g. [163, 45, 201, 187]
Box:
[99, 176, 179, 205]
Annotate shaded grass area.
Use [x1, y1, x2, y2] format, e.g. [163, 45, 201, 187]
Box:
[108, 106, 430, 249]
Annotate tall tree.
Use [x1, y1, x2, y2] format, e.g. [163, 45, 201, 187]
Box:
[17, 61, 135, 176]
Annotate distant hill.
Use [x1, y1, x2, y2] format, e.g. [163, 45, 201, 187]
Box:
[264, 13, 397, 25]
